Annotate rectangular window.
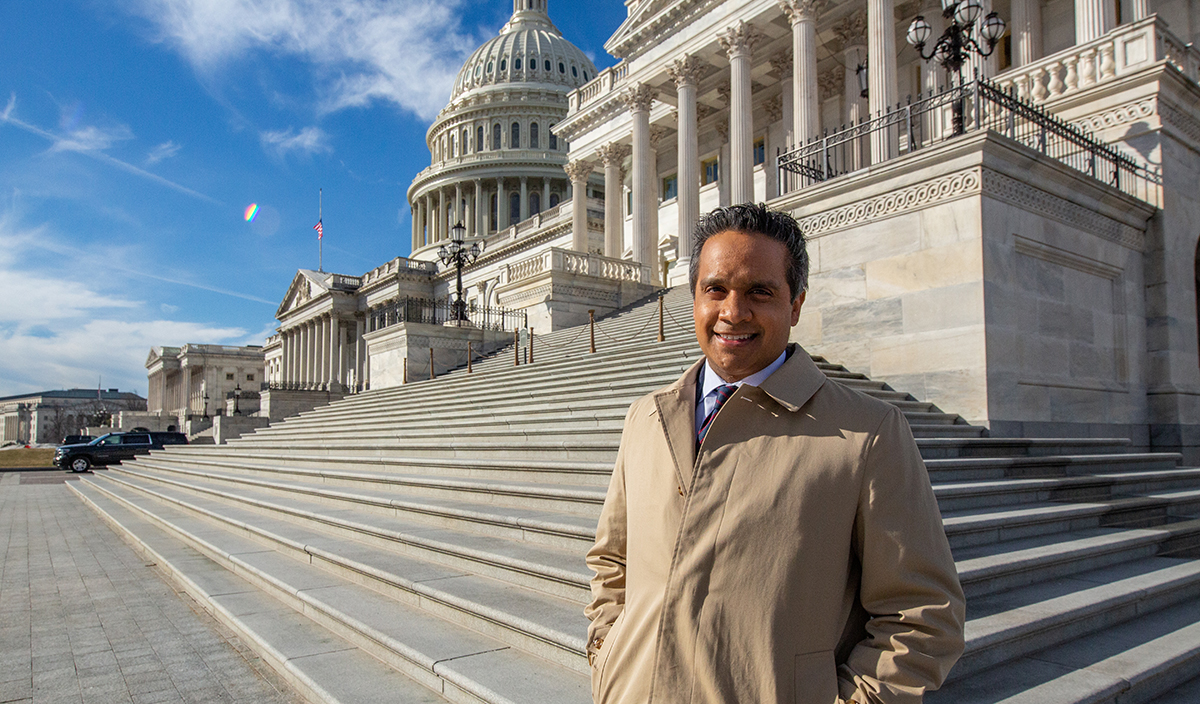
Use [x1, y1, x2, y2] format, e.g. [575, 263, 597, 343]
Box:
[246, 374, 255, 381]
[661, 173, 678, 201]
[753, 138, 765, 166]
[702, 157, 720, 186]
[626, 190, 633, 217]
[225, 373, 234, 381]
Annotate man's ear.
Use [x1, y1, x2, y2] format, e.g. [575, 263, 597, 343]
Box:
[790, 290, 805, 326]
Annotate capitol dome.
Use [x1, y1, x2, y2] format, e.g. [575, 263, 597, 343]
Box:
[406, 0, 600, 259]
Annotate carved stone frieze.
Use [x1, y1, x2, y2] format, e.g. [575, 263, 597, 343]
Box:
[770, 48, 794, 78]
[818, 68, 843, 102]
[796, 169, 981, 237]
[764, 95, 784, 123]
[832, 11, 868, 49]
[980, 170, 1143, 250]
[650, 125, 671, 146]
[1159, 98, 1200, 147]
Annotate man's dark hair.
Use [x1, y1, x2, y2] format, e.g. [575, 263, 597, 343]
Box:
[689, 203, 809, 301]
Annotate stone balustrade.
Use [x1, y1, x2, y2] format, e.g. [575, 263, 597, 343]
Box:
[505, 247, 651, 285]
[359, 256, 437, 285]
[994, 16, 1200, 105]
[571, 61, 629, 110]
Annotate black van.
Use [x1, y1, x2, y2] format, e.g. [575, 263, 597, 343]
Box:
[54, 431, 188, 473]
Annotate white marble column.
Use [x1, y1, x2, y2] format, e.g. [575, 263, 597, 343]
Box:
[354, 318, 364, 390]
[868, 0, 900, 162]
[497, 177, 509, 230]
[718, 21, 763, 205]
[328, 316, 339, 386]
[519, 176, 529, 222]
[565, 160, 593, 252]
[454, 184, 463, 227]
[474, 180, 484, 237]
[770, 49, 795, 145]
[410, 205, 419, 251]
[1130, 0, 1149, 20]
[315, 316, 325, 388]
[781, 1, 822, 146]
[424, 194, 433, 244]
[669, 54, 702, 267]
[1075, 0, 1115, 43]
[623, 83, 657, 272]
[542, 178, 550, 215]
[299, 324, 309, 385]
[598, 143, 629, 259]
[1011, 0, 1043, 66]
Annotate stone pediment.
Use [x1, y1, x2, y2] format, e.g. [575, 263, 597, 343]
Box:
[606, 0, 700, 58]
[276, 270, 331, 320]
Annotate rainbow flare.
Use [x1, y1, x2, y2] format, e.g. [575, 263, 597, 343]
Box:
[244, 203, 259, 222]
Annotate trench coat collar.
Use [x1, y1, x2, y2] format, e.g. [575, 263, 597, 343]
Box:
[652, 343, 826, 490]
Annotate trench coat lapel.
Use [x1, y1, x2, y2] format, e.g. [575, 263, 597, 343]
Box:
[756, 343, 827, 413]
[653, 358, 704, 492]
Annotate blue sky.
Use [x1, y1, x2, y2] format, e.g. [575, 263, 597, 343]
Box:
[0, 0, 626, 398]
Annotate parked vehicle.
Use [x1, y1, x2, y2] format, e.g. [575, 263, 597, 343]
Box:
[60, 435, 95, 446]
[54, 431, 188, 473]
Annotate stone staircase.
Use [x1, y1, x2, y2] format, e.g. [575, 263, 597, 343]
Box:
[68, 286, 1200, 703]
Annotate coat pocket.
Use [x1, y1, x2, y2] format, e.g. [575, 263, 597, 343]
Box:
[592, 609, 627, 702]
[794, 649, 838, 704]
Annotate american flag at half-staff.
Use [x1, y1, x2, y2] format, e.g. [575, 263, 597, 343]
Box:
[314, 220, 323, 239]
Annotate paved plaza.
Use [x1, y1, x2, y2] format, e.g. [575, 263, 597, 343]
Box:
[0, 470, 305, 704]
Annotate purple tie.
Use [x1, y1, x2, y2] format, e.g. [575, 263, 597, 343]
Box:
[698, 384, 737, 445]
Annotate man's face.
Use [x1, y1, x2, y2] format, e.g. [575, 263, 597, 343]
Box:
[693, 229, 805, 383]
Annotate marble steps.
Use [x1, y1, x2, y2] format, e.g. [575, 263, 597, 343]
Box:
[928, 596, 1200, 703]
[918, 437, 1135, 459]
[942, 489, 1200, 550]
[80, 465, 1200, 703]
[932, 467, 1200, 511]
[70, 478, 591, 704]
[924, 452, 1182, 482]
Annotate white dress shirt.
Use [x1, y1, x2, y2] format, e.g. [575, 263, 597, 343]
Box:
[694, 349, 790, 434]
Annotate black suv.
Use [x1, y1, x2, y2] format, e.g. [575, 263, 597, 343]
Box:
[55, 431, 188, 472]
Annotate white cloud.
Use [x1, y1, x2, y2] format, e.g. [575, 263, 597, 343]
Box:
[122, 0, 479, 120]
[260, 126, 330, 156]
[49, 124, 135, 154]
[2, 94, 14, 121]
[146, 140, 182, 164]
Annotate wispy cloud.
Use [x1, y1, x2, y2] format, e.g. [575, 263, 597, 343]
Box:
[122, 0, 479, 121]
[260, 126, 329, 157]
[0, 103, 219, 204]
[145, 140, 181, 164]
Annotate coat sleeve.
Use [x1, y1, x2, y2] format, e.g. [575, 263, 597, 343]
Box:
[584, 406, 632, 656]
[839, 406, 966, 704]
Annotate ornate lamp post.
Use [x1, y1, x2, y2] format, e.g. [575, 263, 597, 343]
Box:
[233, 383, 241, 416]
[437, 222, 483, 324]
[906, 0, 1006, 133]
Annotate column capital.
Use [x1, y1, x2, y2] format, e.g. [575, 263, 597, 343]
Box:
[718, 20, 765, 60]
[597, 142, 631, 166]
[668, 54, 704, 88]
[564, 159, 594, 183]
[779, 0, 825, 24]
[770, 48, 794, 77]
[621, 83, 655, 113]
[764, 94, 784, 123]
[819, 67, 843, 101]
[649, 125, 671, 148]
[832, 10, 868, 47]
[715, 118, 730, 143]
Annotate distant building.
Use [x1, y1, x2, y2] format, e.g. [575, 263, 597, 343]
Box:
[145, 344, 265, 417]
[0, 389, 146, 445]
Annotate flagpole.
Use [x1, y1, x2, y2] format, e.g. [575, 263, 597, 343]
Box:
[318, 188, 323, 273]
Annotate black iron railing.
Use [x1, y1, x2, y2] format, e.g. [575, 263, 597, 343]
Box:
[778, 77, 1150, 200]
[367, 296, 527, 333]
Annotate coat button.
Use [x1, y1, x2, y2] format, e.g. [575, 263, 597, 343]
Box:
[677, 485, 684, 496]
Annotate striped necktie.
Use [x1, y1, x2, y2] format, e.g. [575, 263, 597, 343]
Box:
[697, 384, 737, 446]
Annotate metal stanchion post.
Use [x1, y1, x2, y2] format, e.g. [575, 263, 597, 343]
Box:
[514, 329, 520, 366]
[589, 310, 596, 353]
[529, 327, 534, 364]
[430, 348, 435, 380]
[658, 294, 665, 342]
[403, 358, 407, 384]
[467, 342, 473, 374]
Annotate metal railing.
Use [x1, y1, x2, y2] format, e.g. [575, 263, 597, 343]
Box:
[367, 296, 527, 333]
[778, 77, 1151, 201]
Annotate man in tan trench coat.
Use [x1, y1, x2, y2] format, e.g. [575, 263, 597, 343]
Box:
[585, 203, 965, 703]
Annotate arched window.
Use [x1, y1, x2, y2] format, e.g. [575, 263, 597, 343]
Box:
[559, 62, 566, 74]
[515, 57, 522, 70]
[549, 124, 557, 150]
[545, 59, 551, 71]
[583, 71, 589, 81]
[477, 126, 484, 153]
[549, 192, 560, 208]
[530, 122, 539, 149]
[490, 194, 498, 230]
[450, 134, 456, 157]
[500, 58, 507, 71]
[462, 128, 468, 153]
[511, 122, 520, 149]
[474, 65, 481, 78]
[510, 193, 521, 223]
[493, 123, 502, 149]
[487, 61, 493, 73]
[572, 65, 578, 77]
[530, 192, 541, 214]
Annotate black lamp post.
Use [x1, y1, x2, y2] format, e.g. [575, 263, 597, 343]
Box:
[906, 0, 1006, 134]
[203, 391, 209, 419]
[437, 222, 483, 323]
[233, 383, 241, 416]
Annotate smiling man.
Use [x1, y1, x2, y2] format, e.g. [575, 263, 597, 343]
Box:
[585, 204, 965, 703]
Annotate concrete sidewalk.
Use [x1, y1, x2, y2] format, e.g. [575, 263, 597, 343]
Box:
[0, 471, 306, 704]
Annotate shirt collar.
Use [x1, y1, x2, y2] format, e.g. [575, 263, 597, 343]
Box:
[700, 349, 790, 399]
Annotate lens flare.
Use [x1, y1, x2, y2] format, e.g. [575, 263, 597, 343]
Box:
[244, 203, 259, 222]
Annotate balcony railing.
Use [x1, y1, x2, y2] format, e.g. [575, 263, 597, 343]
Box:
[367, 297, 527, 334]
[778, 77, 1153, 202]
[505, 248, 652, 286]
